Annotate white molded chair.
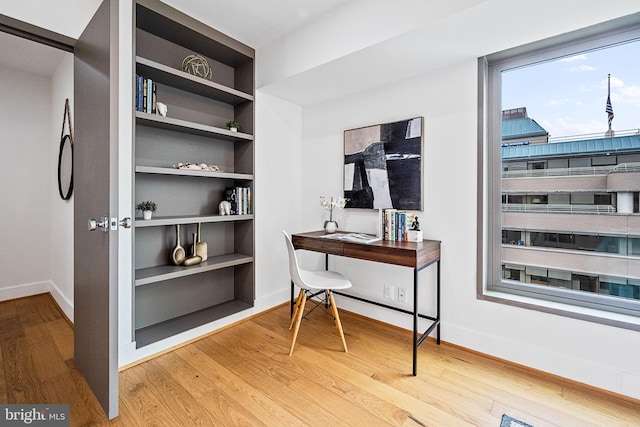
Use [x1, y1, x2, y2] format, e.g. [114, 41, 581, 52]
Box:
[282, 231, 352, 355]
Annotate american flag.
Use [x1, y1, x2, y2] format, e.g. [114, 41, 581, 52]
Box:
[606, 94, 614, 129]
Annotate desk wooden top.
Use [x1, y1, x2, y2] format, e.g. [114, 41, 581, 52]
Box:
[291, 230, 440, 270]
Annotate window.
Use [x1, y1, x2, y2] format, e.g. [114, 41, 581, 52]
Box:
[478, 14, 640, 325]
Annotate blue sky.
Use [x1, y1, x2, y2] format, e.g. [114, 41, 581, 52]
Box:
[502, 39, 640, 139]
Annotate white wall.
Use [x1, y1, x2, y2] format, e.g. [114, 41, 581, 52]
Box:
[254, 91, 303, 301]
[0, 54, 74, 318]
[0, 65, 53, 300]
[296, 58, 640, 400]
[50, 53, 75, 320]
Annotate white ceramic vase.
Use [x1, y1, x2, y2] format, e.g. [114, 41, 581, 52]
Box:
[324, 221, 338, 234]
[143, 210, 153, 220]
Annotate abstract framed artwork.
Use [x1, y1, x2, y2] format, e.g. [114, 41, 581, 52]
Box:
[344, 117, 423, 210]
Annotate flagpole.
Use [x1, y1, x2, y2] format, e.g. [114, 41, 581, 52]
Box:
[608, 74, 611, 131]
[606, 73, 614, 132]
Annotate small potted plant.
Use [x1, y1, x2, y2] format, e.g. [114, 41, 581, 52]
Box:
[136, 200, 157, 220]
[225, 120, 241, 132]
[320, 196, 348, 233]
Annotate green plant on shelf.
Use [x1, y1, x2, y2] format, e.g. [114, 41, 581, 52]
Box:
[225, 120, 241, 131]
[136, 200, 157, 212]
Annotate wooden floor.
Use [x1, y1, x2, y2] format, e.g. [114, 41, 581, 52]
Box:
[2, 294, 640, 426]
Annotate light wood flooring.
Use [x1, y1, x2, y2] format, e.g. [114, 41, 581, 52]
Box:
[1, 293, 639, 426]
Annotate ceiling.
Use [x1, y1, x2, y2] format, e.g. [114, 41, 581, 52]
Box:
[0, 31, 68, 77]
[1, 1, 638, 106]
[163, 0, 353, 48]
[0, 0, 351, 78]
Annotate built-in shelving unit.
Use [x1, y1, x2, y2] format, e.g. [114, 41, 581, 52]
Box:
[133, 0, 255, 348]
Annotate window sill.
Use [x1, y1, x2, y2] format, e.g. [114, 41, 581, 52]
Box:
[482, 289, 640, 332]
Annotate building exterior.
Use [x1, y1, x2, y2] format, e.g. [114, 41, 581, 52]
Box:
[501, 108, 640, 300]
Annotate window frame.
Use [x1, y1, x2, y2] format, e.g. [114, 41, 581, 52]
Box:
[477, 13, 640, 330]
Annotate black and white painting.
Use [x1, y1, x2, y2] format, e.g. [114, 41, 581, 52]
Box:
[344, 117, 423, 210]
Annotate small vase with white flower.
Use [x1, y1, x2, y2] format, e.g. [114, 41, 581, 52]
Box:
[320, 196, 348, 233]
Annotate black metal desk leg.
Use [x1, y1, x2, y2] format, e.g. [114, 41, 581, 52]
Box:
[413, 267, 418, 376]
[437, 260, 441, 344]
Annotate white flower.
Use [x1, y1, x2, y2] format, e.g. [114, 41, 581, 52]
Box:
[320, 196, 348, 221]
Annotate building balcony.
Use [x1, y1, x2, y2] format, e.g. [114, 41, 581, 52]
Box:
[502, 204, 616, 214]
[502, 163, 640, 193]
[502, 211, 640, 235]
[502, 245, 640, 280]
[502, 175, 608, 193]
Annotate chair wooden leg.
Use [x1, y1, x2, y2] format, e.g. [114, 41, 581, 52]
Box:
[289, 289, 304, 329]
[328, 291, 348, 353]
[289, 291, 307, 356]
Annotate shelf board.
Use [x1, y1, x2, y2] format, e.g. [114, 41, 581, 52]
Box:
[135, 299, 254, 348]
[135, 165, 253, 180]
[135, 214, 253, 227]
[135, 111, 254, 141]
[136, 56, 253, 105]
[135, 253, 253, 286]
[136, 2, 254, 67]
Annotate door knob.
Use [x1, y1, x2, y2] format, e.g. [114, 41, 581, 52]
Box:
[88, 216, 109, 232]
[118, 217, 132, 229]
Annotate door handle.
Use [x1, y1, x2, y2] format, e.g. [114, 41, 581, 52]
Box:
[88, 216, 109, 232]
[117, 217, 132, 229]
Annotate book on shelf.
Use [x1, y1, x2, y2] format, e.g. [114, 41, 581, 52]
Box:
[224, 187, 237, 215]
[135, 74, 157, 114]
[136, 75, 143, 112]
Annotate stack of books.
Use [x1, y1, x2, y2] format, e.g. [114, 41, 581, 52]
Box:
[136, 75, 157, 114]
[380, 209, 418, 241]
[224, 186, 252, 215]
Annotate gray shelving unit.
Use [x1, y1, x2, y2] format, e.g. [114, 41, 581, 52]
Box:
[133, 0, 255, 348]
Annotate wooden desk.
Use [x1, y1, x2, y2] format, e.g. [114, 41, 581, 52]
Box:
[291, 230, 441, 376]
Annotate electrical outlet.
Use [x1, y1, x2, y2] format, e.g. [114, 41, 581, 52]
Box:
[383, 284, 395, 300]
[398, 287, 407, 304]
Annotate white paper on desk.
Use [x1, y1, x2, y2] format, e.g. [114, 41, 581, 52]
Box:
[319, 233, 382, 244]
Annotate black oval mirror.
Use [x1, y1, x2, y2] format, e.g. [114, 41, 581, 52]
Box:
[57, 134, 73, 200]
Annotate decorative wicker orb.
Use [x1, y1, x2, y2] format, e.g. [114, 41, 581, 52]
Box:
[181, 54, 212, 80]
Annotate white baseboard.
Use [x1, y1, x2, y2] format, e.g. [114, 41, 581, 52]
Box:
[443, 322, 637, 399]
[0, 280, 74, 323]
[0, 281, 51, 302]
[49, 280, 74, 323]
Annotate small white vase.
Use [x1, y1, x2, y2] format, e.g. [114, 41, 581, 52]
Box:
[324, 221, 337, 234]
[143, 210, 153, 220]
[230, 127, 238, 132]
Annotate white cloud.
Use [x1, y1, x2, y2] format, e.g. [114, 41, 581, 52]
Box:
[598, 75, 624, 89]
[615, 85, 640, 105]
[545, 98, 571, 107]
[560, 54, 588, 62]
[568, 65, 596, 72]
[540, 117, 606, 138]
